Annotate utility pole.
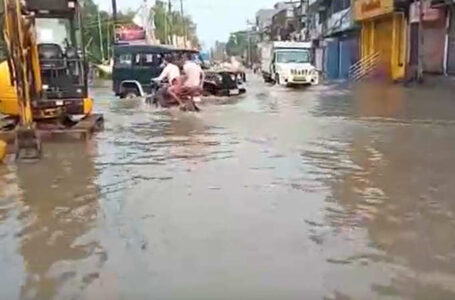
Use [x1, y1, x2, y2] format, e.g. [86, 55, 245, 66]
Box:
[306, 0, 310, 41]
[98, 10, 105, 62]
[246, 20, 254, 67]
[247, 31, 251, 67]
[301, 0, 310, 41]
[300, 0, 304, 40]
[180, 0, 187, 46]
[417, 0, 424, 82]
[165, 0, 171, 44]
[111, 0, 117, 24]
[106, 21, 110, 61]
[111, 0, 118, 45]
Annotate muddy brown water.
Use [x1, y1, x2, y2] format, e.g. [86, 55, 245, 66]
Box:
[1, 76, 455, 299]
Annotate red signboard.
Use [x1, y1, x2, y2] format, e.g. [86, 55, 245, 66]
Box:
[410, 1, 444, 23]
[115, 24, 146, 42]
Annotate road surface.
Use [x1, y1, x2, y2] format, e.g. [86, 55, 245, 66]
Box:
[1, 75, 455, 299]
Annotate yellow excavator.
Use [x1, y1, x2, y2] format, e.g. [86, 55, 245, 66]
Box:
[0, 0, 103, 161]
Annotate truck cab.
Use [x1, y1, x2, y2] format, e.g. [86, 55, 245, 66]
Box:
[261, 41, 319, 86]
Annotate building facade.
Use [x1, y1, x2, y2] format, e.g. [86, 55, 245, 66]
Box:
[446, 3, 455, 74]
[251, 0, 452, 81]
[308, 0, 359, 80]
[256, 9, 277, 41]
[431, 0, 455, 75]
[271, 3, 300, 40]
[353, 0, 408, 80]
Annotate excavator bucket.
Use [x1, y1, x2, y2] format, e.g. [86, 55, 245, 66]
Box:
[15, 125, 41, 160]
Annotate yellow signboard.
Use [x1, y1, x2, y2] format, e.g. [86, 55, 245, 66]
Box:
[0, 140, 6, 162]
[354, 0, 394, 21]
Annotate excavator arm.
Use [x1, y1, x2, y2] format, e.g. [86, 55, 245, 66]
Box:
[2, 0, 41, 159]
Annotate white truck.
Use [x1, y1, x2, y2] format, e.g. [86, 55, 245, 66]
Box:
[259, 41, 319, 86]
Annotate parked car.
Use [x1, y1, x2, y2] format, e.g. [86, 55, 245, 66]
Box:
[203, 70, 246, 96]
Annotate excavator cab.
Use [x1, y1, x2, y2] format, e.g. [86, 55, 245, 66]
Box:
[27, 0, 92, 119]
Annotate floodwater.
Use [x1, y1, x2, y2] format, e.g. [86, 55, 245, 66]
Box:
[1, 75, 455, 299]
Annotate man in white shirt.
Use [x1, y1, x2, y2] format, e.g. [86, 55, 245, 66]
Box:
[155, 55, 180, 85]
[180, 53, 204, 102]
[153, 55, 183, 107]
[182, 53, 203, 87]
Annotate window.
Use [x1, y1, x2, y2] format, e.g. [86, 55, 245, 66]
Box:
[332, 0, 344, 14]
[134, 53, 163, 67]
[276, 50, 310, 63]
[134, 54, 141, 65]
[319, 11, 327, 24]
[116, 54, 132, 67]
[332, 0, 350, 14]
[36, 18, 72, 48]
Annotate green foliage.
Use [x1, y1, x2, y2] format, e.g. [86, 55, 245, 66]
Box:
[153, 0, 200, 48]
[81, 0, 125, 63]
[153, 0, 168, 43]
[0, 0, 200, 63]
[226, 31, 248, 57]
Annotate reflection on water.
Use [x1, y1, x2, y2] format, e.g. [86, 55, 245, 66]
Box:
[1, 76, 455, 299]
[330, 127, 455, 299]
[1, 142, 101, 300]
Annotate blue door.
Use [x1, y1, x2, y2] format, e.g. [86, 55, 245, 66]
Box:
[325, 39, 339, 80]
[339, 37, 354, 79]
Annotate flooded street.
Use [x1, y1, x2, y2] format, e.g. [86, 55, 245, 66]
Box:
[2, 75, 455, 299]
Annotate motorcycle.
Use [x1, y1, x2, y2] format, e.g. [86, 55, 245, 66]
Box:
[146, 79, 201, 112]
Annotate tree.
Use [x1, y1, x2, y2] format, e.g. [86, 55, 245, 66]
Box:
[1, 0, 200, 63]
[153, 0, 168, 43]
[152, 0, 200, 47]
[81, 0, 131, 63]
[226, 31, 248, 57]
